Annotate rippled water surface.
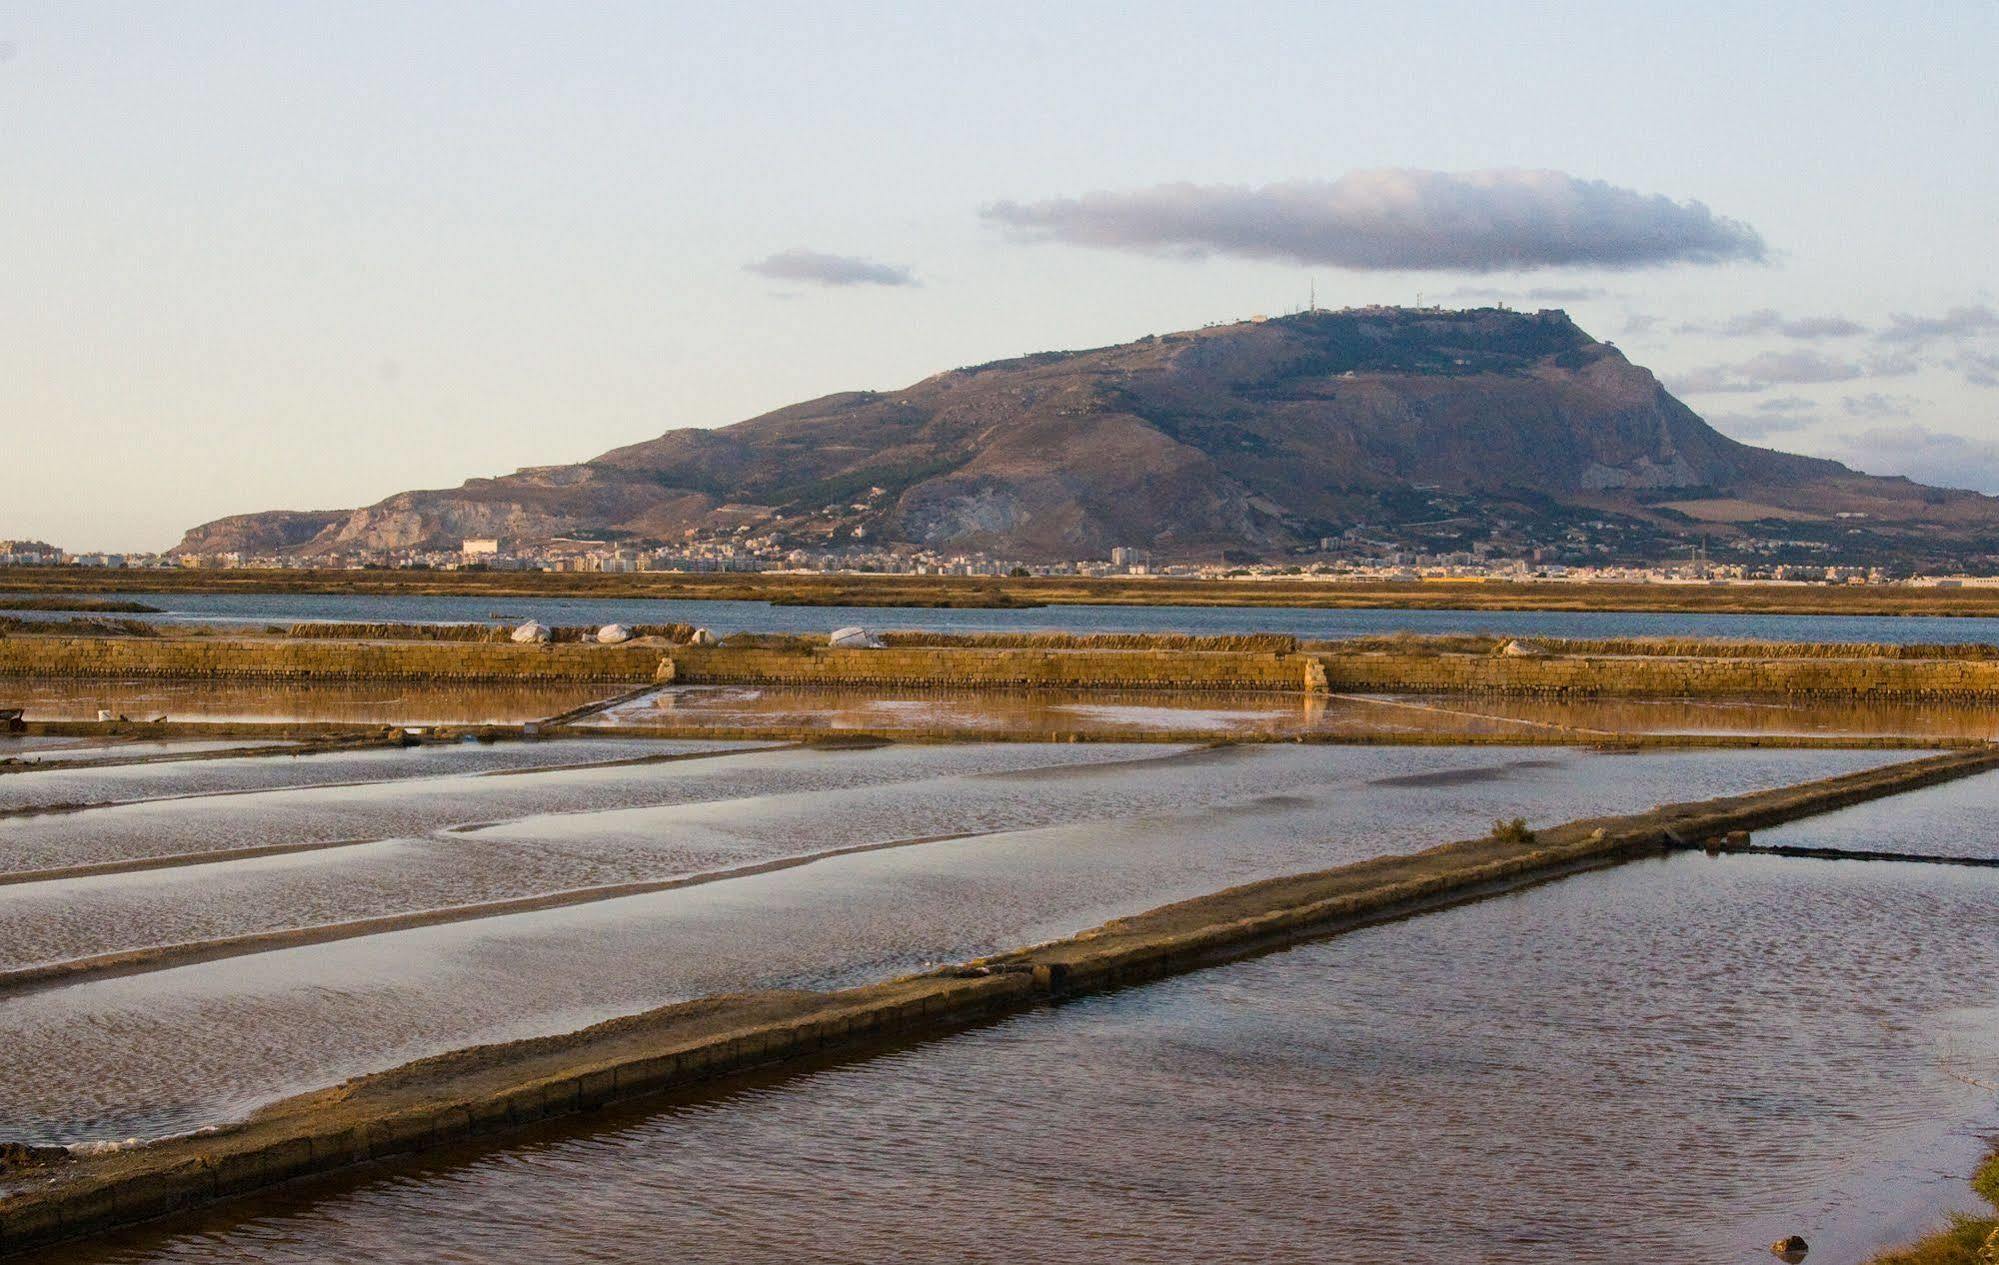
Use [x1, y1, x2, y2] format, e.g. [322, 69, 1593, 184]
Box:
[1751, 765, 1999, 860]
[0, 745, 1907, 1143]
[38, 852, 1999, 1265]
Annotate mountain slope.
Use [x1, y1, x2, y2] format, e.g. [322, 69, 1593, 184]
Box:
[173, 307, 1999, 564]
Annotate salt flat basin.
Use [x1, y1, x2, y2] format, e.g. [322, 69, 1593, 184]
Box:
[589, 684, 1540, 738]
[0, 746, 1909, 1145]
[0, 736, 756, 818]
[0, 735, 298, 765]
[4, 678, 619, 726]
[34, 850, 1999, 1265]
[0, 742, 1186, 964]
[0, 741, 1136, 880]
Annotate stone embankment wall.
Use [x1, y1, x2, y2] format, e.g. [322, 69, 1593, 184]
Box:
[7, 635, 1999, 698]
[4, 746, 1992, 1257]
[1316, 651, 1999, 699]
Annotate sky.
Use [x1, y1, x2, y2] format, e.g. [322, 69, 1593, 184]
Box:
[2, 1, 1995, 552]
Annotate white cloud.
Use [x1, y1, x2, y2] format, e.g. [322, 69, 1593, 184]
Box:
[982, 169, 1766, 272]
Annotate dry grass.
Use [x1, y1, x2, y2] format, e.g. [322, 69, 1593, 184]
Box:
[284, 621, 701, 644]
[1306, 632, 1999, 660]
[879, 631, 1300, 653]
[0, 616, 158, 638]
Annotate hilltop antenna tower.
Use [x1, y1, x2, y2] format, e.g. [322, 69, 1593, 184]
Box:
[1309, 279, 1317, 313]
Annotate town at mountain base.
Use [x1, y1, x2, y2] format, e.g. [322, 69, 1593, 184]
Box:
[173, 307, 1999, 571]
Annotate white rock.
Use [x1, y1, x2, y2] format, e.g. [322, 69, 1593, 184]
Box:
[828, 625, 883, 649]
[690, 627, 717, 647]
[596, 623, 632, 645]
[511, 621, 551, 644]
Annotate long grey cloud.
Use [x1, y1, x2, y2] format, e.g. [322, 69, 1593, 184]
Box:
[1832, 424, 1999, 495]
[1877, 304, 1999, 344]
[745, 248, 917, 287]
[1678, 309, 1867, 339]
[981, 169, 1766, 272]
[1668, 349, 1918, 395]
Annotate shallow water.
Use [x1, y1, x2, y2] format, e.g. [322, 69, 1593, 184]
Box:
[35, 852, 1999, 1265]
[0, 736, 297, 765]
[0, 741, 1132, 880]
[15, 589, 1999, 644]
[0, 746, 1907, 1144]
[0, 742, 1186, 964]
[592, 683, 1540, 738]
[5, 679, 616, 726]
[1752, 765, 1999, 860]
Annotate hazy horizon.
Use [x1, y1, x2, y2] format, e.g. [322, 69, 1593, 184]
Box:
[4, 1, 1995, 552]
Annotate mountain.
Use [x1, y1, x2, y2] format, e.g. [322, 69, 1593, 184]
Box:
[173, 307, 1999, 566]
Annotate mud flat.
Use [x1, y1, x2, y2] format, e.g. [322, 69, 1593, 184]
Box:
[2, 745, 1990, 1256]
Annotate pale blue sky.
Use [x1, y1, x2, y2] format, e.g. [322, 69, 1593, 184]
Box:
[4, 1, 1995, 550]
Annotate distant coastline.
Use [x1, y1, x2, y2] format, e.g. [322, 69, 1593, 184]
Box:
[17, 566, 1999, 618]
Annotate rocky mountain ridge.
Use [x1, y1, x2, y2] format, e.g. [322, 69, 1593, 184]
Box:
[174, 307, 1999, 567]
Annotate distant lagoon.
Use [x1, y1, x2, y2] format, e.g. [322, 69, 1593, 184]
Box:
[13, 589, 1999, 645]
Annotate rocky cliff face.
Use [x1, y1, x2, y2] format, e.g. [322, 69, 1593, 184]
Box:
[173, 307, 1999, 562]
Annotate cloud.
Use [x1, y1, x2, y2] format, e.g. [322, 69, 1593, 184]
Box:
[1841, 393, 1917, 418]
[981, 169, 1766, 272]
[743, 248, 917, 288]
[1678, 309, 1867, 339]
[1877, 304, 1999, 345]
[1667, 350, 1886, 395]
[1707, 410, 1816, 441]
[1832, 424, 1999, 494]
[1445, 285, 1612, 303]
[1955, 350, 1999, 388]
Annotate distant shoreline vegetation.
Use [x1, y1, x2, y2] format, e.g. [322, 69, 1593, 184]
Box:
[0, 596, 160, 613]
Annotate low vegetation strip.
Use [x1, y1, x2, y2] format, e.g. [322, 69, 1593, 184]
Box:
[3, 745, 1991, 1257]
[877, 631, 1301, 653]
